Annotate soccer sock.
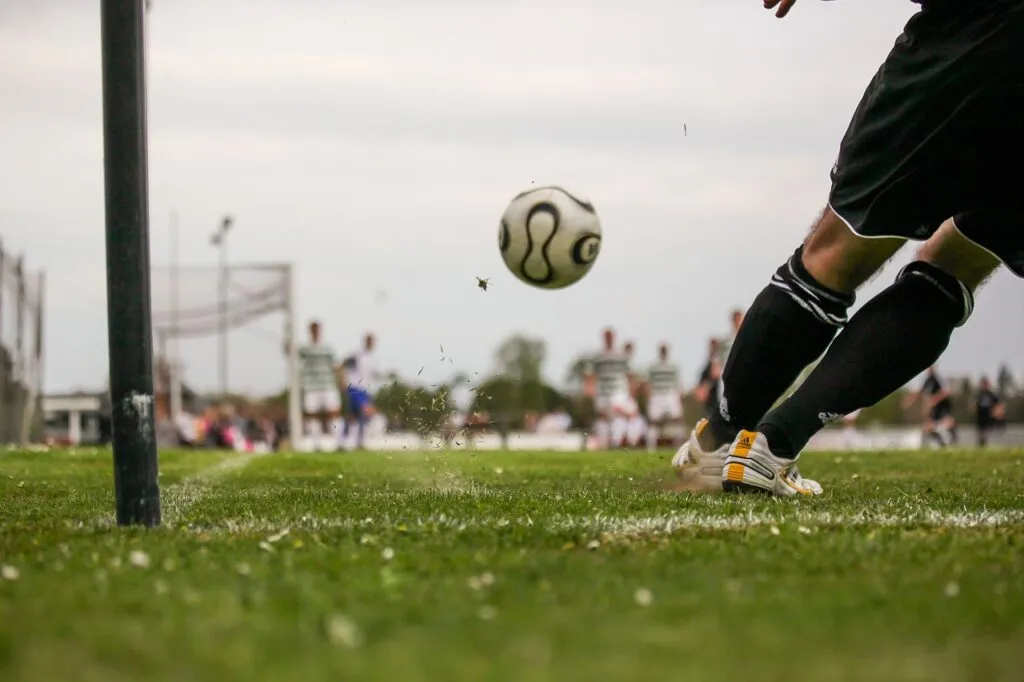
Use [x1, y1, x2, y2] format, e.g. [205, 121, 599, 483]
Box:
[330, 418, 344, 445]
[647, 425, 659, 452]
[356, 417, 366, 447]
[759, 261, 973, 457]
[706, 246, 853, 447]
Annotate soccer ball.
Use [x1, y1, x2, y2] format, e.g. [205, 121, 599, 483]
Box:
[498, 185, 602, 289]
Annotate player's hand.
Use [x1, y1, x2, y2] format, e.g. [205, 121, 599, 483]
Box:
[763, 0, 797, 18]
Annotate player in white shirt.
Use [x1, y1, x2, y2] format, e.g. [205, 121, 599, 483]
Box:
[622, 341, 647, 448]
[341, 332, 381, 450]
[583, 328, 632, 449]
[646, 343, 684, 451]
[298, 320, 342, 451]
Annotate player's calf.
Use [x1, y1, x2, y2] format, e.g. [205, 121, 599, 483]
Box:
[704, 208, 891, 451]
[757, 257, 980, 461]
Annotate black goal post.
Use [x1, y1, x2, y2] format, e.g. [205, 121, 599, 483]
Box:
[101, 0, 161, 526]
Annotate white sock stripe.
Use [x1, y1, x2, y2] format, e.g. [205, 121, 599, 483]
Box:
[786, 259, 850, 306]
[772, 281, 843, 327]
[773, 266, 849, 325]
[771, 280, 845, 327]
[902, 268, 973, 326]
[786, 269, 848, 323]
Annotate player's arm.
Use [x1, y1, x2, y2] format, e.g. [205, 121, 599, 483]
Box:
[900, 385, 922, 410]
[929, 385, 952, 407]
[993, 396, 1006, 420]
[582, 371, 596, 398]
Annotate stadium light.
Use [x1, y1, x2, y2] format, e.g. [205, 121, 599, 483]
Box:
[211, 215, 233, 397]
[101, 0, 161, 527]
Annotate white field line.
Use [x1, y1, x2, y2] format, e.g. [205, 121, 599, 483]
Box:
[160, 451, 268, 523]
[179, 508, 1024, 537]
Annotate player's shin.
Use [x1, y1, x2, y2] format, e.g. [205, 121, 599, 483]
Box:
[758, 261, 973, 457]
[706, 246, 852, 448]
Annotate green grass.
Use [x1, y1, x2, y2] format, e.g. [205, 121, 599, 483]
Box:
[1, 446, 1023, 682]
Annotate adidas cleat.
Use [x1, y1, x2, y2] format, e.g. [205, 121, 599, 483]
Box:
[722, 430, 823, 496]
[671, 419, 729, 493]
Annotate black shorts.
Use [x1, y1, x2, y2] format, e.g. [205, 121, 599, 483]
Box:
[829, 0, 1024, 277]
[929, 403, 954, 422]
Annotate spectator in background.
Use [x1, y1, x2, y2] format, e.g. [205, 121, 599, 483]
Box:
[695, 338, 723, 418]
[973, 376, 1005, 447]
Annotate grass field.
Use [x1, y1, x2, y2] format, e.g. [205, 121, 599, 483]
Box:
[1, 446, 1023, 682]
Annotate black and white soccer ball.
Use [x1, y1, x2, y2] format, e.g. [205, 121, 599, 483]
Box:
[498, 186, 602, 290]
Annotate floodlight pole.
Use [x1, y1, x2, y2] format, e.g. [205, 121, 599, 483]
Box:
[101, 0, 161, 527]
[211, 215, 233, 397]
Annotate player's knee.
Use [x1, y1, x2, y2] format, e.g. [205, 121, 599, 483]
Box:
[802, 206, 902, 293]
[917, 218, 1002, 291]
[895, 260, 974, 327]
[769, 245, 856, 327]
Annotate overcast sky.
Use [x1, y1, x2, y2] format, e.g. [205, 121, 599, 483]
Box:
[2, 0, 1021, 396]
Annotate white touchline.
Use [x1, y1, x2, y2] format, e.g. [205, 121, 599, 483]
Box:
[158, 451, 269, 524]
[174, 508, 1024, 535]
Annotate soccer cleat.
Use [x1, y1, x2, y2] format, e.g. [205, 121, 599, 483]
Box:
[671, 419, 729, 492]
[721, 430, 823, 496]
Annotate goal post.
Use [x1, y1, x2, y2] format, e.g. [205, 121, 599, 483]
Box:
[148, 262, 302, 445]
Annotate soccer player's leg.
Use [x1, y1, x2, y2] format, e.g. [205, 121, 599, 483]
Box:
[592, 396, 611, 450]
[352, 388, 373, 449]
[607, 394, 631, 449]
[301, 390, 326, 452]
[700, 208, 901, 455]
[721, 1, 1024, 494]
[679, 210, 901, 493]
[730, 220, 1001, 495]
[645, 396, 666, 452]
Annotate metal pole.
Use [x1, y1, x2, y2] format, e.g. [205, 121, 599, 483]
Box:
[169, 210, 182, 422]
[219, 226, 228, 396]
[101, 0, 161, 527]
[285, 264, 302, 448]
[15, 257, 25, 380]
[20, 271, 45, 445]
[0, 237, 5, 342]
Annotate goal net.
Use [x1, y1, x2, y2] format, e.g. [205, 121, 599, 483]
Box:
[0, 244, 44, 444]
[149, 262, 300, 445]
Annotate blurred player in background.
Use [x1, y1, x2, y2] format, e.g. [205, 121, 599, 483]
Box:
[646, 343, 684, 452]
[716, 309, 745, 368]
[694, 337, 723, 418]
[972, 376, 1005, 447]
[622, 341, 646, 447]
[342, 332, 381, 450]
[903, 366, 957, 448]
[298, 320, 342, 452]
[583, 328, 631, 449]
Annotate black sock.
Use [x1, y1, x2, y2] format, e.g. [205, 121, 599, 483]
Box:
[760, 261, 972, 457]
[707, 246, 853, 446]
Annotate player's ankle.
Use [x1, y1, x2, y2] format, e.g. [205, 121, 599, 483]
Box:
[759, 422, 797, 459]
[697, 423, 728, 452]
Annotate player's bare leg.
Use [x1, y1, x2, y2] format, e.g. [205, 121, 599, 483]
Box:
[729, 220, 1000, 494]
